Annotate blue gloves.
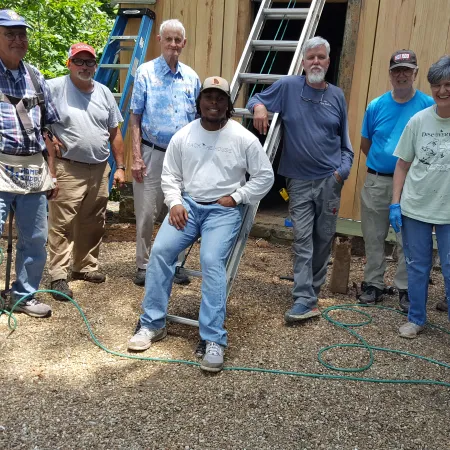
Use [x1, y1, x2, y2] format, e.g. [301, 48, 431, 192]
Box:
[389, 203, 402, 233]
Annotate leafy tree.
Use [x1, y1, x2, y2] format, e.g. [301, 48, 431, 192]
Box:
[0, 0, 116, 78]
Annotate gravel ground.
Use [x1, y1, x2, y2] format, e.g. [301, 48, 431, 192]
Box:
[1, 219, 450, 450]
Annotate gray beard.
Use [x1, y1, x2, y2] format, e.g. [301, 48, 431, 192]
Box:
[76, 71, 93, 81]
[306, 70, 325, 84]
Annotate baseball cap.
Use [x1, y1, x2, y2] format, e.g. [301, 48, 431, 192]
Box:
[200, 76, 230, 97]
[68, 42, 96, 59]
[389, 50, 418, 70]
[0, 9, 32, 28]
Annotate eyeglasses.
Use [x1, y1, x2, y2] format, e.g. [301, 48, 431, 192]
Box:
[3, 31, 28, 42]
[300, 83, 327, 104]
[70, 58, 97, 67]
[390, 67, 415, 76]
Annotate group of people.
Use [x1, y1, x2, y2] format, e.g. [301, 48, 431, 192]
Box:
[0, 8, 449, 372]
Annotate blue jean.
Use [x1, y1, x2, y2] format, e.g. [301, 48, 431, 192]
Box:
[0, 191, 48, 301]
[402, 215, 450, 326]
[139, 195, 243, 347]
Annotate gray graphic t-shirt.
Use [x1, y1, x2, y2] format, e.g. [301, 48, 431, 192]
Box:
[394, 105, 450, 224]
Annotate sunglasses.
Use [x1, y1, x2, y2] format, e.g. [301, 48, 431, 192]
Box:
[70, 58, 97, 67]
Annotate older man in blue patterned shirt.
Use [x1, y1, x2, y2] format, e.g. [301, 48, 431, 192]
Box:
[129, 19, 200, 286]
[0, 10, 59, 318]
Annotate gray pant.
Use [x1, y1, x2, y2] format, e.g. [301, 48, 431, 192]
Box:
[133, 143, 167, 270]
[360, 172, 407, 290]
[287, 175, 343, 309]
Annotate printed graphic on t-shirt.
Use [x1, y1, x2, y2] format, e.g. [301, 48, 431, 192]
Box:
[419, 130, 450, 171]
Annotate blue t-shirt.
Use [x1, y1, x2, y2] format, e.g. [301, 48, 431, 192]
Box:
[362, 90, 434, 173]
[247, 75, 353, 180]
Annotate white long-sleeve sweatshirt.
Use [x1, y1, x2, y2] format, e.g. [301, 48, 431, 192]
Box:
[161, 118, 274, 209]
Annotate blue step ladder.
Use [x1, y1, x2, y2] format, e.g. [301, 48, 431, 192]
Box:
[94, 7, 156, 189]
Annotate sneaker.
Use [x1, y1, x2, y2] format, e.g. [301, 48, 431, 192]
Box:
[398, 289, 409, 313]
[72, 271, 106, 283]
[358, 285, 384, 305]
[284, 303, 321, 323]
[127, 326, 167, 351]
[200, 341, 225, 372]
[436, 298, 448, 312]
[50, 279, 73, 301]
[195, 339, 206, 358]
[173, 272, 191, 285]
[399, 322, 424, 339]
[9, 296, 52, 318]
[133, 268, 146, 286]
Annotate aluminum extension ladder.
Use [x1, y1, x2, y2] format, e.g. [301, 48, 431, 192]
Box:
[168, 0, 325, 327]
[95, 6, 156, 189]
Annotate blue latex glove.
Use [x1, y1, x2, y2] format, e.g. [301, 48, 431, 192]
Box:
[389, 203, 402, 233]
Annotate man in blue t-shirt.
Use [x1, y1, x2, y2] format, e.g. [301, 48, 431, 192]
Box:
[247, 37, 353, 323]
[359, 50, 434, 311]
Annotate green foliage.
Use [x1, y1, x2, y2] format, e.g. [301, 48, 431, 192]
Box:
[0, 0, 116, 78]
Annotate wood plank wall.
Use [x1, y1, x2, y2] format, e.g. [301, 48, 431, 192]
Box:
[341, 0, 450, 220]
[119, 1, 251, 181]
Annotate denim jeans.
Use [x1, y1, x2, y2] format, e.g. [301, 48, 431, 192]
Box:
[0, 191, 48, 301]
[139, 195, 243, 347]
[287, 175, 342, 309]
[402, 215, 450, 326]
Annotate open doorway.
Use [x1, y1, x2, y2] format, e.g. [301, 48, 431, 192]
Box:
[247, 1, 349, 213]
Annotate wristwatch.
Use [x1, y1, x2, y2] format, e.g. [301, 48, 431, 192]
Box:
[116, 165, 126, 170]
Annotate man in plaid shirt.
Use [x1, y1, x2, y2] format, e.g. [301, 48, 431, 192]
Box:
[0, 9, 59, 317]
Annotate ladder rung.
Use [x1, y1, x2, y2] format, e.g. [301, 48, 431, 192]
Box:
[110, 36, 138, 40]
[239, 73, 284, 84]
[252, 40, 298, 51]
[112, 93, 122, 98]
[99, 64, 130, 69]
[263, 8, 309, 20]
[233, 108, 274, 119]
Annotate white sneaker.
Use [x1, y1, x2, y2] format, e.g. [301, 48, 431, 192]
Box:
[10, 297, 52, 318]
[200, 341, 225, 372]
[127, 326, 167, 351]
[399, 322, 424, 339]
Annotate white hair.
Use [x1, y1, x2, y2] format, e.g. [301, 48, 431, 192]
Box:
[303, 36, 330, 57]
[159, 19, 185, 39]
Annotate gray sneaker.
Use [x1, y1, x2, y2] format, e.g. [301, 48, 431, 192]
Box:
[127, 326, 167, 351]
[436, 298, 448, 312]
[200, 341, 225, 372]
[399, 322, 424, 339]
[133, 268, 146, 286]
[10, 297, 52, 318]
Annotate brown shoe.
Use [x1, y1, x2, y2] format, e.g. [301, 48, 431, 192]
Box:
[72, 271, 106, 283]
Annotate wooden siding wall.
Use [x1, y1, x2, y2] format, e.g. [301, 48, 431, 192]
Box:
[119, 1, 251, 180]
[340, 0, 450, 220]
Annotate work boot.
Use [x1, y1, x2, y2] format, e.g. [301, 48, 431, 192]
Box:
[72, 271, 106, 283]
[358, 285, 384, 305]
[173, 272, 191, 285]
[436, 298, 448, 312]
[200, 341, 225, 372]
[9, 296, 52, 318]
[133, 268, 146, 286]
[50, 279, 73, 301]
[398, 289, 409, 313]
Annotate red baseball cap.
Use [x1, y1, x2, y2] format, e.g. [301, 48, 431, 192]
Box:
[68, 42, 96, 59]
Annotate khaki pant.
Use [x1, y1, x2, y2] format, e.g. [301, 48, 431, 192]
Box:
[361, 172, 407, 290]
[48, 159, 109, 282]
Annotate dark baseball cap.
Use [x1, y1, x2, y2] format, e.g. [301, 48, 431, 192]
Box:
[389, 50, 418, 70]
[0, 9, 32, 28]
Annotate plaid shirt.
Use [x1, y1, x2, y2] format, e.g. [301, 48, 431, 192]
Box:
[0, 59, 59, 155]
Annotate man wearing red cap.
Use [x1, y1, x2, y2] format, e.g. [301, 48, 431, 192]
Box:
[45, 42, 126, 301]
[359, 49, 435, 311]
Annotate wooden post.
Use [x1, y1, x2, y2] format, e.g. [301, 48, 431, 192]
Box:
[329, 237, 352, 294]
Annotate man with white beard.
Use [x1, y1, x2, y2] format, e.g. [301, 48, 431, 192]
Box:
[46, 43, 125, 300]
[247, 36, 353, 323]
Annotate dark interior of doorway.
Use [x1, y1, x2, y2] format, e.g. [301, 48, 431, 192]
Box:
[248, 1, 348, 213]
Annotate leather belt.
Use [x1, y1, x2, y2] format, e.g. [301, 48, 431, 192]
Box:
[195, 200, 217, 205]
[59, 156, 100, 166]
[141, 139, 166, 152]
[367, 168, 393, 177]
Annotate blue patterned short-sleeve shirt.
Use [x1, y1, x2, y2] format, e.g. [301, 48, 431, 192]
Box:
[130, 55, 200, 148]
[0, 59, 60, 155]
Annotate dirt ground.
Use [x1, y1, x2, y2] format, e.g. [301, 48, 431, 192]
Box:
[1, 216, 450, 450]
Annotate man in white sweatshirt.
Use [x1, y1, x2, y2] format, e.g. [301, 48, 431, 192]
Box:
[127, 76, 274, 372]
